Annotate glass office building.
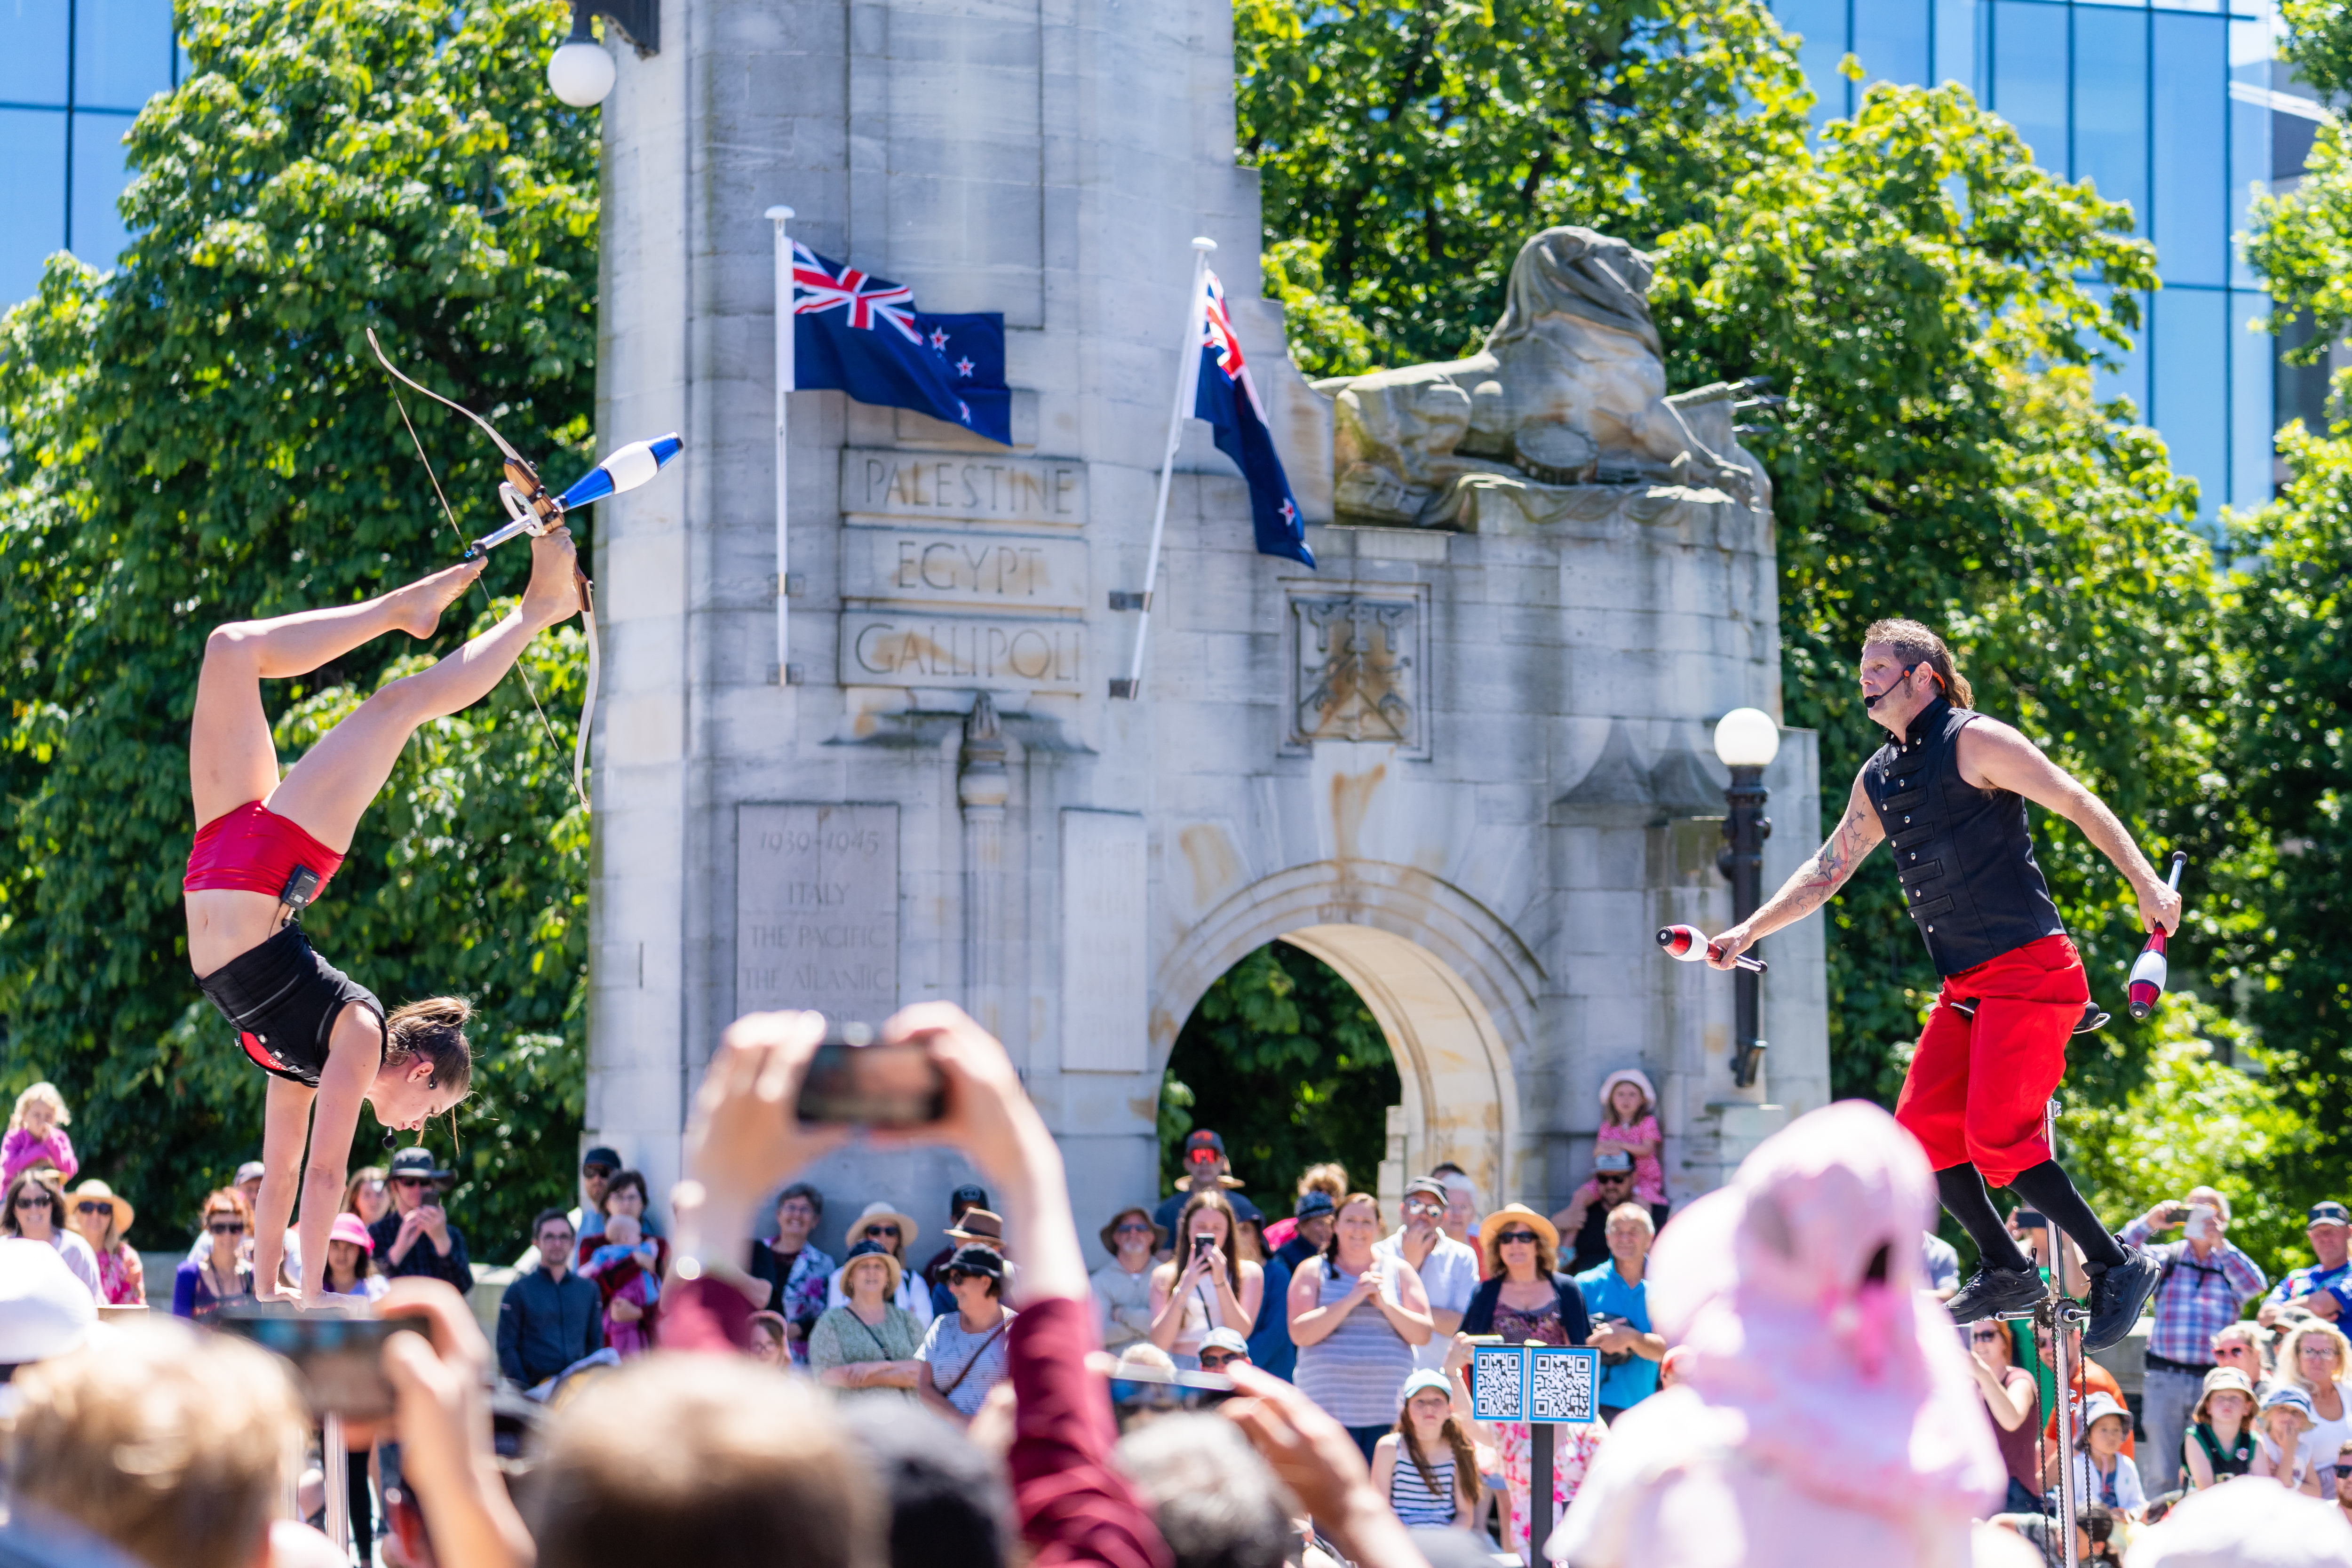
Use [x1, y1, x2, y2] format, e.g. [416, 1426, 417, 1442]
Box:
[1772, 0, 2293, 526]
[0, 0, 186, 308]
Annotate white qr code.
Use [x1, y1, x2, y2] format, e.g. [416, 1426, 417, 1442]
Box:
[1526, 1347, 1597, 1423]
[1469, 1347, 1524, 1421]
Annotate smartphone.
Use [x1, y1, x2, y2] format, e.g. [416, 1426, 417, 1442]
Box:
[2163, 1200, 2193, 1224]
[2014, 1210, 2048, 1232]
[1107, 1363, 1238, 1432]
[1192, 1233, 1216, 1257]
[795, 1036, 947, 1127]
[215, 1305, 398, 1419]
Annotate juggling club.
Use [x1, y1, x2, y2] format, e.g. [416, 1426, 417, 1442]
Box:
[1657, 923, 1768, 974]
[2125, 850, 2189, 1021]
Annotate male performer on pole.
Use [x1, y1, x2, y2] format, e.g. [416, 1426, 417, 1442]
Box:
[1705, 619, 2179, 1349]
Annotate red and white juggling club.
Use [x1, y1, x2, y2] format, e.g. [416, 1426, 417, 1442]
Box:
[2125, 850, 2188, 1021]
[1657, 924, 1768, 974]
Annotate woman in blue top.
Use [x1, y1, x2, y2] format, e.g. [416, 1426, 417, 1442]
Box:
[171, 1188, 254, 1323]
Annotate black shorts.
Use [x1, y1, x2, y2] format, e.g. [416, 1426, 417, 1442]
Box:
[197, 924, 383, 1088]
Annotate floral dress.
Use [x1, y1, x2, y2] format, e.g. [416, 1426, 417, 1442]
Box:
[94, 1242, 144, 1306]
[750, 1241, 837, 1365]
[1490, 1297, 1608, 1560]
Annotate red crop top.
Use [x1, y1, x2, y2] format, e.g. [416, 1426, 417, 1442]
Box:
[184, 801, 345, 899]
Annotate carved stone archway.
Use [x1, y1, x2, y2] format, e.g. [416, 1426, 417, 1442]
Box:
[1149, 861, 1542, 1212]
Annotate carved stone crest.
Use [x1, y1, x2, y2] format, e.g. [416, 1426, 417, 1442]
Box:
[1292, 593, 1422, 749]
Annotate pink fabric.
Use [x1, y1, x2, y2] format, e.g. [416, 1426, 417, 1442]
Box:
[1597, 1114, 1666, 1207]
[2, 1129, 77, 1187]
[1547, 1100, 2006, 1568]
[94, 1242, 143, 1306]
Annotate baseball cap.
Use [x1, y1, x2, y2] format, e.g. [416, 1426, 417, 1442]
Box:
[1200, 1327, 1250, 1357]
[1594, 1150, 1635, 1175]
[1403, 1175, 1449, 1203]
[581, 1146, 622, 1172]
[1399, 1369, 1453, 1404]
[2308, 1201, 2350, 1229]
[0, 1239, 96, 1366]
[1295, 1189, 1336, 1220]
[945, 1243, 1005, 1280]
[388, 1146, 454, 1182]
[1184, 1130, 1225, 1161]
[950, 1183, 989, 1211]
[234, 1160, 267, 1186]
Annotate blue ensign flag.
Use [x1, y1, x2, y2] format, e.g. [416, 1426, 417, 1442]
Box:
[1195, 271, 1312, 568]
[791, 243, 1011, 446]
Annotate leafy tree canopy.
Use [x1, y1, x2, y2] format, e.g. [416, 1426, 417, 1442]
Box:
[0, 0, 596, 1252]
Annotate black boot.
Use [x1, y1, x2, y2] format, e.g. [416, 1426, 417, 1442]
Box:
[2082, 1242, 2161, 1352]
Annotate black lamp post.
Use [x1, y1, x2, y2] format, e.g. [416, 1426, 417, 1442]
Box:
[1713, 708, 1779, 1089]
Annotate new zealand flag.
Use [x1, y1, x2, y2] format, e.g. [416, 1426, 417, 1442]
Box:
[791, 242, 1011, 446]
[1195, 271, 1312, 567]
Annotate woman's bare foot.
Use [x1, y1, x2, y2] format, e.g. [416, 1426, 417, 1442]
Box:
[520, 527, 583, 627]
[385, 558, 485, 638]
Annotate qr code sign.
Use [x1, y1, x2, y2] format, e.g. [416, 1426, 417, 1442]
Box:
[1469, 1346, 1524, 1422]
[1527, 1347, 1598, 1423]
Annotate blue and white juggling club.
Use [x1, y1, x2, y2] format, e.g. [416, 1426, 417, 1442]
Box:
[468, 433, 684, 556]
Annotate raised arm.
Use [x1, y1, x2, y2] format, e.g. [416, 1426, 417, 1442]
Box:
[1957, 718, 2181, 935]
[1709, 772, 1884, 968]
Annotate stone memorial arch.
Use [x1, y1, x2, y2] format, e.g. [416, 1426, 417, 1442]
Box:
[585, 0, 1830, 1250]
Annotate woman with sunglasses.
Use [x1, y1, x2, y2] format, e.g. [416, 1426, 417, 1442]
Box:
[1460, 1203, 1599, 1559]
[171, 1188, 256, 1322]
[64, 1180, 143, 1306]
[1, 1171, 103, 1301]
[1964, 1319, 2042, 1513]
[824, 1200, 935, 1329]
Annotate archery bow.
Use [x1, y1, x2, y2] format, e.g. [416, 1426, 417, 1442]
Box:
[366, 327, 682, 815]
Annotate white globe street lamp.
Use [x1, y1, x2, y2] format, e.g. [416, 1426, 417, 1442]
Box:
[1712, 706, 1781, 770]
[546, 0, 660, 109]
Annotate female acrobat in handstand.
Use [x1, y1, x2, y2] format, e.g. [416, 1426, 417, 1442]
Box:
[183, 528, 580, 1303]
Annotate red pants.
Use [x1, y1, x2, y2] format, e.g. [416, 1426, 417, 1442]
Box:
[1893, 933, 2088, 1186]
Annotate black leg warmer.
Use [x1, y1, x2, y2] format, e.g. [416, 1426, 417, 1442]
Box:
[1935, 1163, 2033, 1272]
[2007, 1159, 2127, 1268]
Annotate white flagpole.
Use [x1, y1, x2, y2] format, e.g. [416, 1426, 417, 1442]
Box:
[765, 204, 797, 685]
[1115, 235, 1216, 700]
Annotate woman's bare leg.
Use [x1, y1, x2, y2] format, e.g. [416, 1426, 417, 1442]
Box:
[190, 559, 484, 827]
[267, 529, 581, 850]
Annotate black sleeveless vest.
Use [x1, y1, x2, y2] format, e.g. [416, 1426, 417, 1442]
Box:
[1862, 697, 2065, 977]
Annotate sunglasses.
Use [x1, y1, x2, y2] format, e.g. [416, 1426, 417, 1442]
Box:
[208, 1219, 246, 1234]
[73, 1201, 111, 1216]
[864, 1224, 900, 1239]
[1114, 1222, 1152, 1235]
[1495, 1229, 1540, 1245]
[582, 1165, 614, 1178]
[393, 1177, 435, 1189]
[12, 1195, 52, 1210]
[1403, 1199, 1445, 1216]
[1971, 1331, 2003, 1343]
[1198, 1351, 1245, 1370]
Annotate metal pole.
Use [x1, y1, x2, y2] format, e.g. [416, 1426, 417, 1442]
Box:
[1718, 764, 1770, 1086]
[1529, 1417, 1555, 1567]
[1113, 236, 1216, 699]
[322, 1413, 349, 1559]
[765, 204, 797, 686]
[2045, 1098, 2079, 1568]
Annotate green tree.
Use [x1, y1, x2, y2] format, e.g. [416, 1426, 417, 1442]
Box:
[0, 0, 597, 1251]
[1237, 0, 1810, 369]
[1159, 943, 1398, 1210]
[1244, 17, 2229, 1111]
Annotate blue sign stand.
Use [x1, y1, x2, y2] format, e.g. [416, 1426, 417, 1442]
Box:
[1467, 1342, 1601, 1560]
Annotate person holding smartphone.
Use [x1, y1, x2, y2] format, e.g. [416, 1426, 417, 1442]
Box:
[1149, 1191, 1265, 1368]
[2119, 1185, 2269, 1494]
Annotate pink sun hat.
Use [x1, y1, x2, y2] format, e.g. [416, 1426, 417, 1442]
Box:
[329, 1212, 374, 1252]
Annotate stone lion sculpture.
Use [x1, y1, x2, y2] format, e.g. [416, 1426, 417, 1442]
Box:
[1327, 226, 1764, 528]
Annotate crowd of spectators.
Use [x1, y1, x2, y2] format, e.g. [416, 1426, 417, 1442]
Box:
[5, 1030, 2352, 1568]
